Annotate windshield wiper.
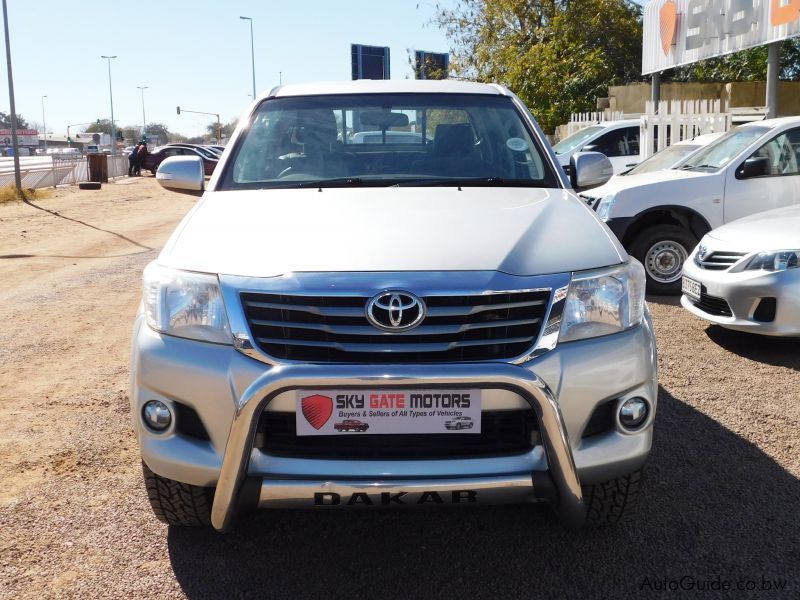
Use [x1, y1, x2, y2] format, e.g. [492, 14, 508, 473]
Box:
[296, 177, 364, 188]
[397, 177, 541, 187]
[678, 163, 715, 171]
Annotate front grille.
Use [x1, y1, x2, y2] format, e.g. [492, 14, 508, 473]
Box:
[256, 410, 537, 459]
[693, 287, 733, 317]
[695, 251, 746, 270]
[241, 290, 550, 363]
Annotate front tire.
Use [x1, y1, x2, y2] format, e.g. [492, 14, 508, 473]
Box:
[583, 469, 642, 525]
[142, 462, 213, 527]
[630, 225, 697, 295]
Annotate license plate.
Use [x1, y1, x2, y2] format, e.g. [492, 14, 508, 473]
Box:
[296, 389, 482, 436]
[682, 276, 701, 302]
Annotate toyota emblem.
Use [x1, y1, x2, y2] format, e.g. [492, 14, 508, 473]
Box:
[366, 291, 425, 332]
[697, 245, 708, 261]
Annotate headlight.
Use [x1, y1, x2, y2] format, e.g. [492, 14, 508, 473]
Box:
[143, 262, 232, 344]
[595, 195, 616, 220]
[743, 250, 800, 272]
[559, 260, 646, 343]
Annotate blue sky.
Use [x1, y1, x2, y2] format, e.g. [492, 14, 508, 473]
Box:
[2, 0, 454, 137]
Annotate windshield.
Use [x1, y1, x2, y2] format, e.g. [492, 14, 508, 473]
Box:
[220, 93, 558, 189]
[625, 144, 697, 175]
[552, 126, 604, 155]
[677, 126, 769, 171]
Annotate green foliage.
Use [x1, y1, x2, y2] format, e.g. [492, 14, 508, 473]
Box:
[142, 122, 170, 142]
[0, 112, 30, 129]
[85, 119, 113, 134]
[666, 39, 800, 82]
[435, 0, 644, 133]
[206, 119, 237, 141]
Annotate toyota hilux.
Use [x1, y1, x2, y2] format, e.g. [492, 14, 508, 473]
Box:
[131, 80, 657, 531]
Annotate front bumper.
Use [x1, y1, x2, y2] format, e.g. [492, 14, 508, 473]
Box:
[131, 312, 658, 531]
[681, 258, 800, 336]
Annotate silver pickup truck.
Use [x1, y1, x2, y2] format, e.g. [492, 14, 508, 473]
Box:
[131, 80, 657, 531]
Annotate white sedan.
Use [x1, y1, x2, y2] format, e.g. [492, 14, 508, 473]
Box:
[681, 205, 800, 336]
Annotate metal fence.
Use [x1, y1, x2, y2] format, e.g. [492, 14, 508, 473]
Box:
[0, 155, 129, 189]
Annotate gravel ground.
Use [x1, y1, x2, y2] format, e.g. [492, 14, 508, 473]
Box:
[0, 179, 798, 599]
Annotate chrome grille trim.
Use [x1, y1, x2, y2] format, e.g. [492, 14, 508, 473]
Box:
[695, 251, 747, 270]
[219, 271, 572, 366]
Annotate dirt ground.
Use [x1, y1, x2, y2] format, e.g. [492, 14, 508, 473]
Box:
[0, 178, 798, 599]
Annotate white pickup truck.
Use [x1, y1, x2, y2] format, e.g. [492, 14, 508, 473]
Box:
[579, 117, 800, 294]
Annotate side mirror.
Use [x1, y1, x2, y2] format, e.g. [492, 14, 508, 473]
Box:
[156, 156, 204, 196]
[736, 156, 771, 179]
[570, 151, 614, 190]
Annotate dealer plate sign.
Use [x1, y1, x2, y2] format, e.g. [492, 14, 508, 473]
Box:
[296, 389, 481, 436]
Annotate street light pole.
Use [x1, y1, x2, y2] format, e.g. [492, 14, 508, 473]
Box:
[137, 85, 148, 141]
[101, 55, 117, 155]
[240, 16, 256, 99]
[41, 95, 47, 152]
[2, 0, 21, 196]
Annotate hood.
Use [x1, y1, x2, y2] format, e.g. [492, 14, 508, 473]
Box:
[159, 187, 624, 278]
[707, 204, 800, 251]
[582, 167, 710, 199]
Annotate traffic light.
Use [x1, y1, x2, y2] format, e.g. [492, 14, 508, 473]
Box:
[176, 106, 181, 115]
[67, 137, 72, 143]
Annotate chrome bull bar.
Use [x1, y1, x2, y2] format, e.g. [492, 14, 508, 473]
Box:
[211, 363, 585, 531]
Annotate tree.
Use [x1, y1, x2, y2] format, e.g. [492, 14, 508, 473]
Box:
[143, 122, 170, 142]
[206, 118, 237, 142]
[85, 119, 113, 134]
[435, 0, 643, 133]
[0, 111, 29, 129]
[666, 39, 800, 82]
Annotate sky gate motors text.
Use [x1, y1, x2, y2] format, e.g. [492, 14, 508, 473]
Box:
[335, 392, 472, 410]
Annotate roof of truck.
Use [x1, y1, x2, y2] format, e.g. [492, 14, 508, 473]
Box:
[265, 79, 510, 99]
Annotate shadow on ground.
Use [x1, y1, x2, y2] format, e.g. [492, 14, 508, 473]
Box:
[645, 294, 680, 307]
[705, 326, 800, 370]
[167, 387, 799, 599]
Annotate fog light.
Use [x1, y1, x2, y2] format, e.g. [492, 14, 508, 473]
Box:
[619, 397, 648, 430]
[143, 400, 172, 431]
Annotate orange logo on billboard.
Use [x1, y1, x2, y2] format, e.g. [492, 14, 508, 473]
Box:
[772, 0, 800, 27]
[660, 0, 679, 55]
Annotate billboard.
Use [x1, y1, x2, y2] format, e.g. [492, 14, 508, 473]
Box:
[643, 0, 800, 74]
[414, 51, 449, 80]
[0, 129, 38, 147]
[351, 44, 390, 80]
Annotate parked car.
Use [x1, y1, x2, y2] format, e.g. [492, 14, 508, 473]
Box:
[619, 132, 724, 177]
[165, 143, 222, 161]
[578, 118, 800, 294]
[444, 416, 474, 430]
[134, 80, 656, 531]
[333, 419, 370, 432]
[142, 145, 217, 176]
[553, 119, 642, 175]
[680, 204, 800, 336]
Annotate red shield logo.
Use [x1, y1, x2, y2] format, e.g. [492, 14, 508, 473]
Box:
[301, 394, 333, 430]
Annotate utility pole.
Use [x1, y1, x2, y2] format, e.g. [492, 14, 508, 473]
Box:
[2, 0, 21, 196]
[101, 55, 117, 155]
[137, 85, 148, 140]
[41, 95, 47, 151]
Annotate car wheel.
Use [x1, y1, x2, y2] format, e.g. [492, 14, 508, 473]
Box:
[630, 225, 697, 295]
[142, 461, 213, 526]
[583, 469, 642, 526]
